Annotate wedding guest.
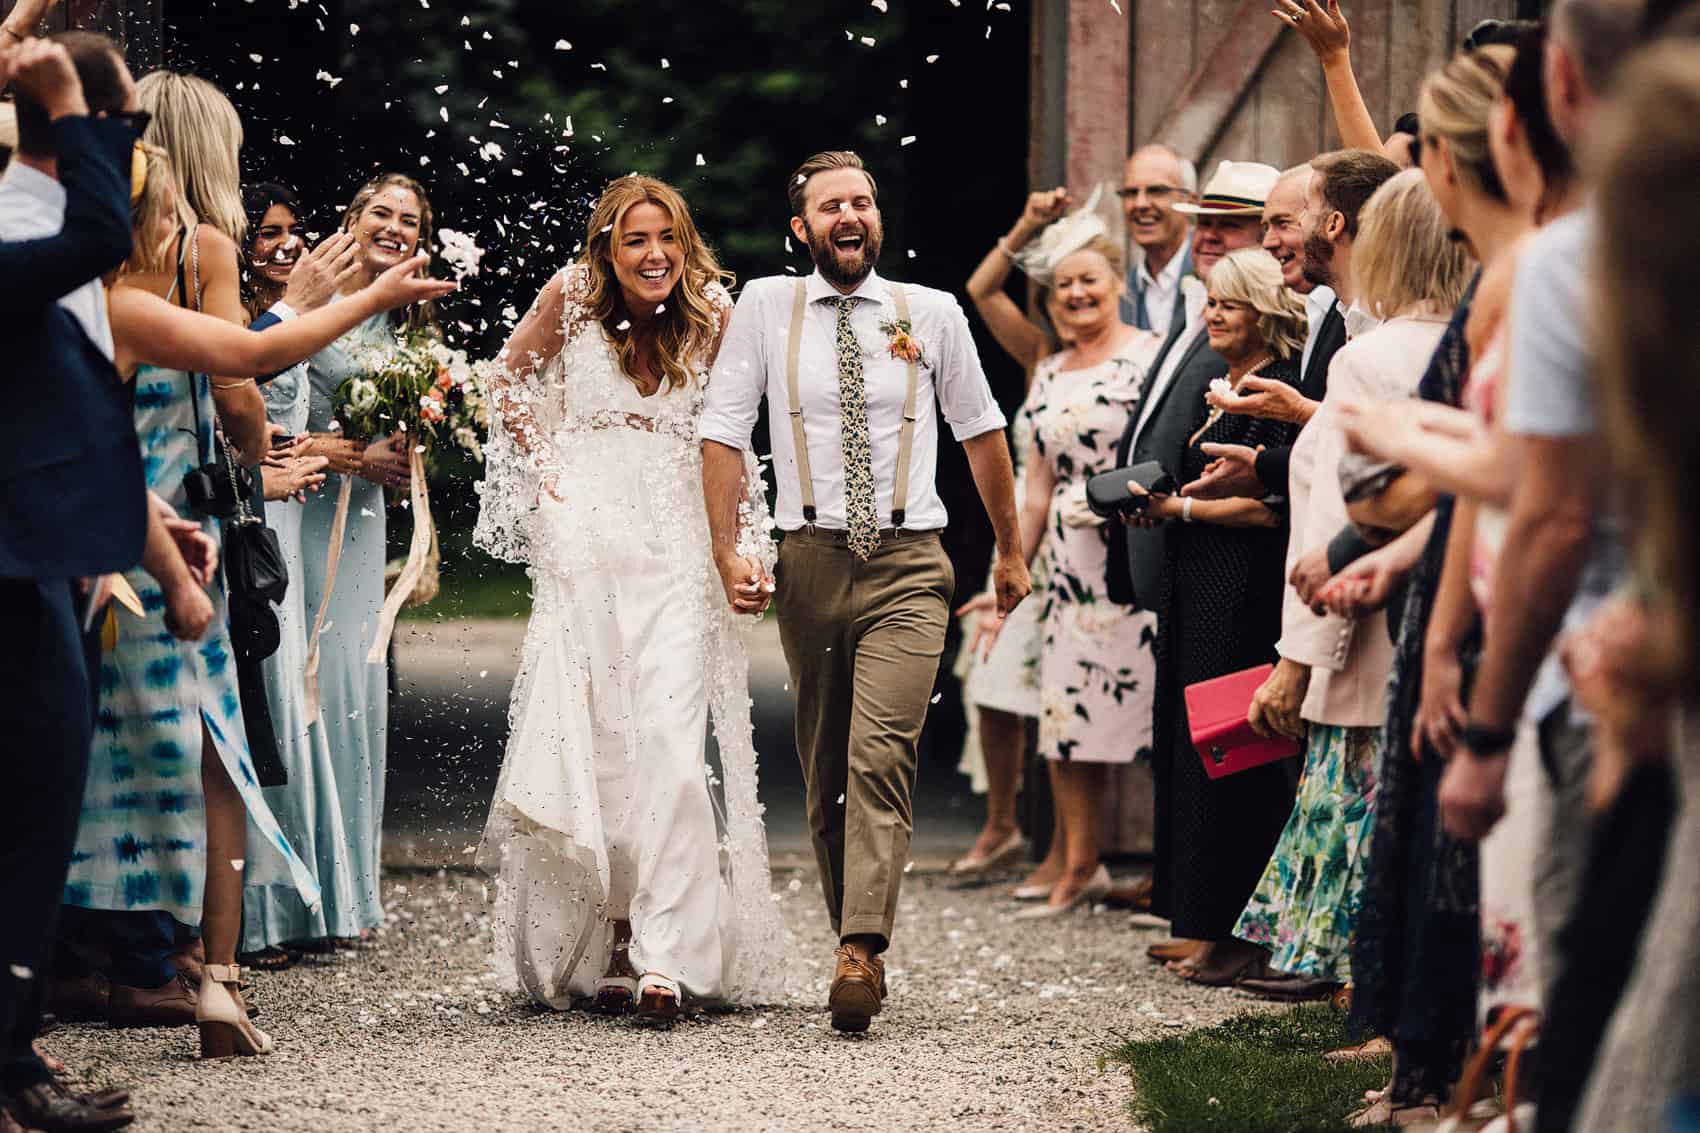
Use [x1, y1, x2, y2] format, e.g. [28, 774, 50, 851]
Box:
[135, 70, 267, 463]
[61, 144, 452, 1058]
[975, 215, 1164, 917]
[1338, 44, 1515, 1127]
[1126, 247, 1307, 986]
[1570, 39, 1700, 1129]
[1232, 170, 1470, 1002]
[950, 191, 1068, 878]
[1273, 0, 1386, 153]
[1107, 160, 1278, 966]
[1117, 144, 1197, 335]
[0, 29, 146, 1133]
[236, 182, 359, 970]
[296, 172, 435, 943]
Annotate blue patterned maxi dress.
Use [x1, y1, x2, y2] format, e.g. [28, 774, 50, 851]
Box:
[64, 365, 319, 923]
[241, 361, 361, 949]
[298, 313, 394, 932]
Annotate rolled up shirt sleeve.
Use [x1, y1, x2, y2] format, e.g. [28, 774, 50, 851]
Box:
[932, 296, 1007, 441]
[699, 281, 771, 452]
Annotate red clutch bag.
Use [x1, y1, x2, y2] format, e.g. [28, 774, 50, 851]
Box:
[1184, 664, 1302, 780]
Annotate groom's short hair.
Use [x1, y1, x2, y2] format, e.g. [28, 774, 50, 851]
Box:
[788, 151, 879, 218]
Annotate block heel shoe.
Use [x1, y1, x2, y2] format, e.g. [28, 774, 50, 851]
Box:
[196, 964, 273, 1059]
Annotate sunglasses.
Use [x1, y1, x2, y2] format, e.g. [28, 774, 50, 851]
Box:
[107, 109, 152, 136]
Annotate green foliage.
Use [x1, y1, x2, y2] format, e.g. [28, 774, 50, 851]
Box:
[1109, 1005, 1393, 1133]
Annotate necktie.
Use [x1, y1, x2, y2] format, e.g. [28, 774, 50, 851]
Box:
[1132, 275, 1152, 332]
[833, 296, 880, 561]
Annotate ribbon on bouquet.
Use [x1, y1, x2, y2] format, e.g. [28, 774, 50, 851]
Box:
[302, 444, 435, 718]
[366, 444, 433, 664]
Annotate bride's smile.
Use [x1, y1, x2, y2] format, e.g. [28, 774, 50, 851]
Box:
[613, 201, 683, 313]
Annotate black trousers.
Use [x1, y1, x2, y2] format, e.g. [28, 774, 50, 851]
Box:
[0, 578, 94, 1090]
[1534, 760, 1678, 1133]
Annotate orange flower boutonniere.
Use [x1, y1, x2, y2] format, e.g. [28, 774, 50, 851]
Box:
[879, 319, 931, 370]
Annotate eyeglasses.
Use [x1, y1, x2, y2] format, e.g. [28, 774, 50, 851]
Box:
[107, 109, 152, 137]
[1117, 184, 1182, 202]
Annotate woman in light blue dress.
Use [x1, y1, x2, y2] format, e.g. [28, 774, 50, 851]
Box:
[238, 185, 361, 957]
[297, 173, 440, 938]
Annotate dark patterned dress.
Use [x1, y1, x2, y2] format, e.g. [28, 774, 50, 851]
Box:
[1346, 276, 1482, 1105]
[1149, 355, 1303, 941]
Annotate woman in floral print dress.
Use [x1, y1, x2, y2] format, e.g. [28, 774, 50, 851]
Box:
[984, 232, 1161, 918]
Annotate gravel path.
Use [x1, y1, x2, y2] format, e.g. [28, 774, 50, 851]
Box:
[46, 868, 1273, 1133]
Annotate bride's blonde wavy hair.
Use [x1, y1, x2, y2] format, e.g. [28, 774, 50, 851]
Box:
[579, 175, 731, 394]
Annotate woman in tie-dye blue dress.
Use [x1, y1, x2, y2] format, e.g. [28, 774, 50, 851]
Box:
[64, 363, 319, 936]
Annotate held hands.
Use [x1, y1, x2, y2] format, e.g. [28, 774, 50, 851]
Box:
[714, 552, 773, 616]
[1206, 376, 1317, 426]
[1288, 546, 1333, 612]
[1272, 0, 1351, 66]
[4, 37, 87, 120]
[365, 255, 459, 314]
[357, 433, 412, 490]
[1317, 543, 1404, 617]
[1180, 443, 1264, 500]
[282, 232, 363, 312]
[1247, 657, 1310, 741]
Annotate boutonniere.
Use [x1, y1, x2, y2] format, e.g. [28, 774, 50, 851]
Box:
[879, 319, 931, 370]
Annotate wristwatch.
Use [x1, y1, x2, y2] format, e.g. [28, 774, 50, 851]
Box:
[1459, 722, 1516, 758]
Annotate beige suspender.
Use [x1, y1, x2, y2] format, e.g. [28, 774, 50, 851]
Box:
[784, 278, 922, 531]
[888, 286, 920, 529]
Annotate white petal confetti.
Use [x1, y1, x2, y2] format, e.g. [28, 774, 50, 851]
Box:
[696, 153, 706, 166]
[8, 965, 32, 980]
[348, 22, 359, 34]
[900, 135, 917, 146]
[231, 859, 245, 871]
[277, 135, 294, 146]
[554, 39, 571, 50]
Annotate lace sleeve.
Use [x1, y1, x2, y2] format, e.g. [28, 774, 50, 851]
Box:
[474, 265, 584, 565]
[733, 451, 778, 580]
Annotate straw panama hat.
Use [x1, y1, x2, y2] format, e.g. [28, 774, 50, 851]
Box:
[1172, 160, 1281, 217]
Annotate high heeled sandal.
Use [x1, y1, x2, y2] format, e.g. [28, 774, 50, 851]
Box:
[633, 973, 681, 1024]
[592, 976, 637, 1015]
[196, 964, 273, 1058]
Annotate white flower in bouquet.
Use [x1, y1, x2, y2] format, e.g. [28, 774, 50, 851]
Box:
[348, 378, 380, 414]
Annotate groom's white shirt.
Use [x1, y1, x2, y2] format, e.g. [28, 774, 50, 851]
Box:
[701, 268, 1006, 532]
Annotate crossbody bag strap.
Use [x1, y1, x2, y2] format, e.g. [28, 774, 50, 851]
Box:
[785, 277, 817, 526]
[170, 225, 209, 463]
[889, 284, 920, 530]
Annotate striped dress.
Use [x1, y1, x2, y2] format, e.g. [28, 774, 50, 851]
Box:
[63, 363, 318, 923]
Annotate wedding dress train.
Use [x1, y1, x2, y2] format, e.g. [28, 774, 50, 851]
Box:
[475, 265, 789, 1006]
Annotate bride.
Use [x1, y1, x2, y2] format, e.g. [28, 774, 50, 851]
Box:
[475, 174, 789, 1020]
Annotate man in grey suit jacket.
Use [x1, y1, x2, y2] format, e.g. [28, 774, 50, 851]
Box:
[1107, 161, 1280, 609]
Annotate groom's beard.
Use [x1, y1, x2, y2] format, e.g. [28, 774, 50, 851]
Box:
[805, 216, 883, 289]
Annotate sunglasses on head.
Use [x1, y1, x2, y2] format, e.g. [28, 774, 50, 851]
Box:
[1462, 17, 1539, 51]
[107, 109, 152, 136]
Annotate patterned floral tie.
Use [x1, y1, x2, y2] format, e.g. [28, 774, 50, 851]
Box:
[833, 296, 880, 561]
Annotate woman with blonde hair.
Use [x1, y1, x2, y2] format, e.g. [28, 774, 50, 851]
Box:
[475, 174, 788, 1022]
[293, 171, 437, 944]
[64, 143, 452, 1058]
[1231, 170, 1470, 1003]
[1123, 246, 1309, 986]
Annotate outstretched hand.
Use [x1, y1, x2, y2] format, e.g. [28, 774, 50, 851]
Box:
[282, 232, 362, 313]
[1272, 0, 1351, 65]
[367, 255, 459, 313]
[1206, 376, 1317, 425]
[1180, 443, 1264, 500]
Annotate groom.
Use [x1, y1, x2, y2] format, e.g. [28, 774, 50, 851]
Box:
[701, 150, 1029, 1032]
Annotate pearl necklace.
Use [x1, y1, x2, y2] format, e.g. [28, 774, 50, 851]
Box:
[1197, 354, 1272, 436]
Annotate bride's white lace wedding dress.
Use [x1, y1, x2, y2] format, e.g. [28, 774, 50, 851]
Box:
[474, 263, 790, 1007]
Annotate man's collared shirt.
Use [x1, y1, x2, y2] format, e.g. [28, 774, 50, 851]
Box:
[701, 268, 1006, 532]
[0, 160, 114, 362]
[1129, 274, 1209, 442]
[1300, 286, 1339, 377]
[1122, 242, 1189, 335]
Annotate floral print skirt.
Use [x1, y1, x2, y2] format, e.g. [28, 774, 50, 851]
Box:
[1234, 723, 1380, 981]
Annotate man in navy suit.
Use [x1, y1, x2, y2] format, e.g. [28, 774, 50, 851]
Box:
[0, 31, 154, 1133]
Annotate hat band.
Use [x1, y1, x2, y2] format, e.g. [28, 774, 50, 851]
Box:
[1199, 193, 1263, 209]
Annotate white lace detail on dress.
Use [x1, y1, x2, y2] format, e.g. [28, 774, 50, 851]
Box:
[476, 268, 793, 1005]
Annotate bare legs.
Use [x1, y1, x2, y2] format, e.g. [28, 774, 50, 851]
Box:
[1045, 761, 1104, 908]
[963, 707, 1024, 861]
[199, 724, 243, 972]
[1014, 761, 1067, 893]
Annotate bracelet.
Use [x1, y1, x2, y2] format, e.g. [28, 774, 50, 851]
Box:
[995, 237, 1016, 261]
[211, 379, 252, 390]
[1181, 497, 1195, 523]
[1459, 722, 1516, 758]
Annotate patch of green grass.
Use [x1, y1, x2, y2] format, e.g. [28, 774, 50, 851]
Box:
[1110, 1005, 1391, 1133]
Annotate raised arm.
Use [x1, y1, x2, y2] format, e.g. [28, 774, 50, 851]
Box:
[1273, 0, 1384, 153]
[191, 226, 270, 461]
[110, 254, 454, 385]
[966, 190, 1068, 376]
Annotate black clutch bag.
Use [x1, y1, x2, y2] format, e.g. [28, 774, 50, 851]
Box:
[1085, 460, 1176, 518]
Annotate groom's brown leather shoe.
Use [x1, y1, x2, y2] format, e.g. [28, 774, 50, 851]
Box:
[828, 946, 886, 1034]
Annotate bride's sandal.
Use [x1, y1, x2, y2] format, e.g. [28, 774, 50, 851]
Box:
[593, 976, 637, 1015]
[196, 964, 273, 1058]
[633, 973, 681, 1025]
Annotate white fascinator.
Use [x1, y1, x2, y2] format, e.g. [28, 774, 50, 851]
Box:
[1008, 183, 1126, 287]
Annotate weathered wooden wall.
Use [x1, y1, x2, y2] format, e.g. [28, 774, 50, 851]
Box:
[1035, 0, 1523, 200]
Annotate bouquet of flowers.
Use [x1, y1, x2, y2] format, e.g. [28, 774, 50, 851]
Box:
[333, 328, 489, 465]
